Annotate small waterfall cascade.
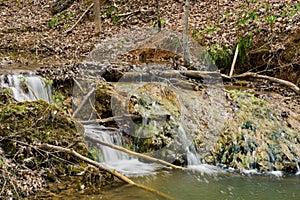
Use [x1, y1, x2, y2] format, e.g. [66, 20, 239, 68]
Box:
[177, 123, 200, 166]
[296, 162, 300, 175]
[85, 124, 129, 162]
[85, 124, 161, 176]
[0, 74, 52, 103]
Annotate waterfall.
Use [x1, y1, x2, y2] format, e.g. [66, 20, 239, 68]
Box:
[0, 74, 52, 103]
[177, 123, 200, 166]
[85, 124, 161, 176]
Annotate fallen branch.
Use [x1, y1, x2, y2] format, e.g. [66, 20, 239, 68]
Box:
[40, 143, 175, 200]
[86, 134, 187, 170]
[64, 3, 94, 34]
[229, 44, 239, 77]
[234, 72, 300, 95]
[114, 70, 222, 82]
[80, 114, 142, 124]
[80, 114, 171, 125]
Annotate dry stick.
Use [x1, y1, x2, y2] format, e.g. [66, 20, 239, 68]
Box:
[80, 114, 171, 125]
[234, 72, 300, 95]
[40, 144, 175, 200]
[64, 3, 94, 34]
[72, 88, 95, 118]
[229, 44, 239, 77]
[86, 135, 188, 170]
[80, 114, 142, 124]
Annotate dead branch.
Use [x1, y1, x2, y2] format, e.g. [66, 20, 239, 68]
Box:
[234, 72, 300, 94]
[117, 70, 222, 82]
[40, 143, 175, 200]
[64, 3, 94, 34]
[85, 134, 187, 170]
[181, 70, 222, 80]
[79, 114, 172, 125]
[229, 44, 239, 77]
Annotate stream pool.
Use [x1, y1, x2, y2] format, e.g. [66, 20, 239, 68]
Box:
[75, 166, 300, 200]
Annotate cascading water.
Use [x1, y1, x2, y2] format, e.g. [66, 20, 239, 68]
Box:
[84, 124, 161, 176]
[0, 74, 52, 103]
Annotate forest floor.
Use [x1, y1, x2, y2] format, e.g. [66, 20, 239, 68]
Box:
[0, 0, 300, 84]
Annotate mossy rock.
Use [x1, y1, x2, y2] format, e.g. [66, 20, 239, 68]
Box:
[205, 90, 300, 173]
[0, 87, 15, 108]
[0, 100, 88, 156]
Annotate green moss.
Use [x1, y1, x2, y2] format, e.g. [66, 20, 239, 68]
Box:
[205, 90, 300, 173]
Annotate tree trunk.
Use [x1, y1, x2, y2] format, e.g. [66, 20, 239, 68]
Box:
[183, 0, 190, 67]
[93, 0, 102, 34]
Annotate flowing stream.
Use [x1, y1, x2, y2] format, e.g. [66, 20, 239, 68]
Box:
[0, 74, 52, 103]
[1, 73, 300, 199]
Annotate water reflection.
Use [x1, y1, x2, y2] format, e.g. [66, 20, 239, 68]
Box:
[82, 168, 300, 200]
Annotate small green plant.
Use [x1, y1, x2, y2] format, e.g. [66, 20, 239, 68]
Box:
[289, 10, 297, 17]
[237, 35, 253, 66]
[4, 88, 12, 95]
[295, 2, 300, 12]
[208, 44, 232, 68]
[49, 11, 73, 29]
[261, 4, 271, 12]
[265, 15, 277, 24]
[280, 11, 286, 18]
[18, 75, 28, 93]
[238, 10, 259, 25]
[49, 17, 60, 29]
[53, 92, 65, 108]
[102, 6, 124, 26]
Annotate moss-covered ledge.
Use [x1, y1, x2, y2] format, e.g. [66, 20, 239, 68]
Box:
[0, 100, 117, 198]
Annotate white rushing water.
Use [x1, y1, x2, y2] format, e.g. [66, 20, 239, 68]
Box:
[0, 74, 52, 103]
[84, 124, 162, 176]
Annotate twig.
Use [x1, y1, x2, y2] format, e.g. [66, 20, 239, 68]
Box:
[118, 8, 149, 17]
[64, 3, 94, 34]
[40, 143, 175, 200]
[234, 72, 300, 94]
[229, 44, 239, 77]
[86, 134, 187, 170]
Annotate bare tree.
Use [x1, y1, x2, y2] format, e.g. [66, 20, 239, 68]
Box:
[94, 0, 102, 34]
[183, 0, 190, 67]
[156, 0, 161, 32]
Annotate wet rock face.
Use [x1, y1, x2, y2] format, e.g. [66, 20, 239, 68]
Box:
[206, 90, 300, 173]
[114, 82, 189, 164]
